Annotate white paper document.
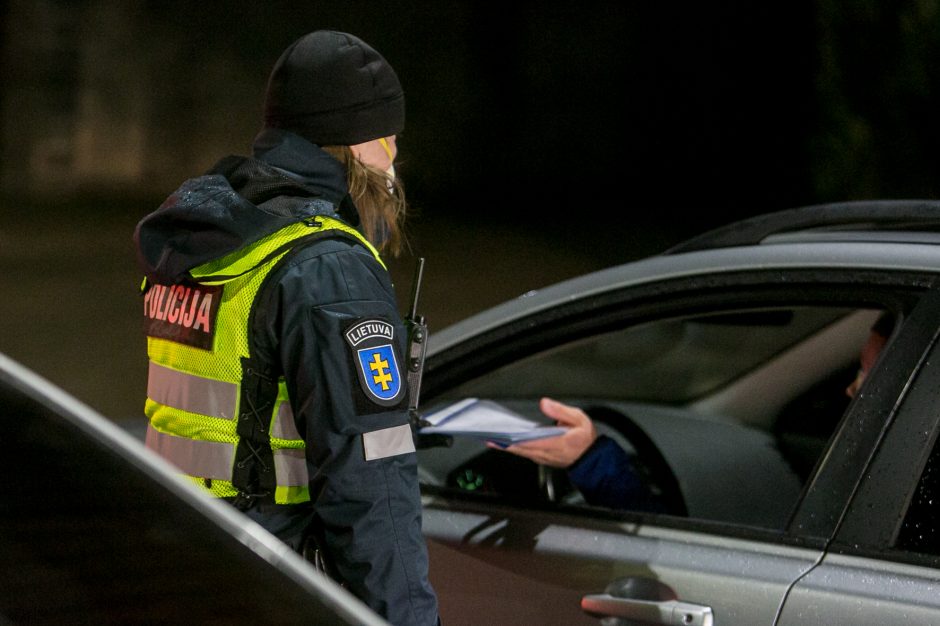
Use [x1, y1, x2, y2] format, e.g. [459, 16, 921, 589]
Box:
[419, 398, 566, 446]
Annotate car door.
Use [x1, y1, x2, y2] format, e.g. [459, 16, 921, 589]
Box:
[418, 268, 935, 626]
[777, 290, 940, 624]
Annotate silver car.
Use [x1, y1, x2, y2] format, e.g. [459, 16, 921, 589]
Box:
[417, 200, 940, 625]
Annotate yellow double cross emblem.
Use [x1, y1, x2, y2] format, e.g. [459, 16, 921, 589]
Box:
[368, 352, 393, 391]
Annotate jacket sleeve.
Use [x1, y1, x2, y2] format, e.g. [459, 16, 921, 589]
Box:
[567, 435, 666, 513]
[265, 240, 439, 625]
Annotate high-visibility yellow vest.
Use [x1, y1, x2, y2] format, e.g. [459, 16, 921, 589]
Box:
[142, 216, 385, 504]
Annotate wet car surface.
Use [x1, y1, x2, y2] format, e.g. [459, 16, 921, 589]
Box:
[416, 201, 940, 625]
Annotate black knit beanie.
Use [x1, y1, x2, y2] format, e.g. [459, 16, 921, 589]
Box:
[261, 30, 405, 146]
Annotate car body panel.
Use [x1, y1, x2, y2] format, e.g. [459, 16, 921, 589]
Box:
[0, 352, 387, 626]
[422, 500, 822, 625]
[418, 204, 940, 625]
[777, 555, 940, 625]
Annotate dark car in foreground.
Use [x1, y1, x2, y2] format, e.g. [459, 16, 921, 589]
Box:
[416, 201, 940, 625]
[0, 352, 386, 625]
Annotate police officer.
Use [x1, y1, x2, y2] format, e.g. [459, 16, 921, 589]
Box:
[134, 30, 439, 625]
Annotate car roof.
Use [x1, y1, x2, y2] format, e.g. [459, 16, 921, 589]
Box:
[0, 352, 388, 626]
[665, 199, 940, 253]
[430, 200, 940, 355]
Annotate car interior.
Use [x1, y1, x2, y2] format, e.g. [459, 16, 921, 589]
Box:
[417, 304, 894, 532]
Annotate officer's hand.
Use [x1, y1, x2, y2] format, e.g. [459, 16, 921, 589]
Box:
[488, 397, 597, 468]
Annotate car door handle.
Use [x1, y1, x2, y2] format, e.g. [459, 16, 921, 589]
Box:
[581, 593, 714, 626]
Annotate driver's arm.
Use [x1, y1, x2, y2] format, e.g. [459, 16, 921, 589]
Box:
[566, 436, 666, 512]
[496, 397, 665, 513]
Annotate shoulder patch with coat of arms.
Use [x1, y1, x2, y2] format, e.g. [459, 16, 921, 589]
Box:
[344, 318, 405, 407]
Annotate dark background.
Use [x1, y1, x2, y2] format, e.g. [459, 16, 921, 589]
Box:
[1, 0, 939, 419]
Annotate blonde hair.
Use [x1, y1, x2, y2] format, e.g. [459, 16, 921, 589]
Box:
[322, 145, 407, 257]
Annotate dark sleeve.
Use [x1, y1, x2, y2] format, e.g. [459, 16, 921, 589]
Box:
[567, 435, 666, 513]
[265, 239, 438, 625]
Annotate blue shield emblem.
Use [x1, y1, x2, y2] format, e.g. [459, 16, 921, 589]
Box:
[356, 344, 402, 404]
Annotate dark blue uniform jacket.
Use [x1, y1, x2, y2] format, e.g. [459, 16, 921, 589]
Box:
[568, 436, 667, 513]
[134, 128, 439, 625]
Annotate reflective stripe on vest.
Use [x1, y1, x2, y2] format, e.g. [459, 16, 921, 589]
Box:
[144, 216, 382, 504]
[272, 400, 301, 440]
[148, 361, 238, 420]
[148, 361, 301, 439]
[146, 423, 308, 486]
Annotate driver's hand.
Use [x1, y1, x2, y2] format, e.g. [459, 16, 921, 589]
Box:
[488, 397, 597, 468]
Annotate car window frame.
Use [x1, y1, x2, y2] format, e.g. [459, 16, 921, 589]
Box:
[825, 287, 940, 566]
[420, 267, 935, 547]
[424, 268, 929, 397]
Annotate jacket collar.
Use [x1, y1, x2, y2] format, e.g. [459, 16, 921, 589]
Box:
[251, 127, 348, 204]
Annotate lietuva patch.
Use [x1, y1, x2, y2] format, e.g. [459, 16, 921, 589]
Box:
[345, 319, 404, 407]
[143, 282, 223, 350]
